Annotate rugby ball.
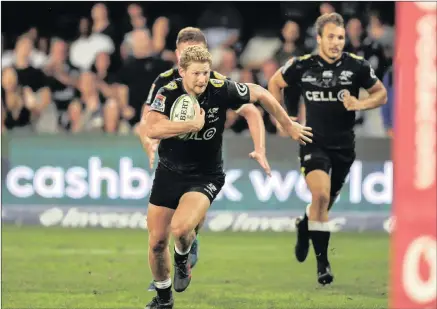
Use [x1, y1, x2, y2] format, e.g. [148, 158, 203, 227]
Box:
[169, 94, 198, 140]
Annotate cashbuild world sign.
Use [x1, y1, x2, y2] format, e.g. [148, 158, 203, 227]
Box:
[2, 134, 392, 212]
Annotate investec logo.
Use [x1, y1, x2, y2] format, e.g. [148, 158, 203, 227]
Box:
[305, 90, 348, 102]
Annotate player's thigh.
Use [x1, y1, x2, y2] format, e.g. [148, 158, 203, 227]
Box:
[171, 192, 211, 236]
[148, 166, 183, 245]
[329, 148, 356, 197]
[149, 165, 184, 211]
[147, 203, 174, 245]
[171, 174, 225, 235]
[299, 144, 332, 201]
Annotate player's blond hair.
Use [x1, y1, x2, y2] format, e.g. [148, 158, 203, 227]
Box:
[176, 27, 207, 47]
[179, 45, 212, 70]
[315, 13, 344, 36]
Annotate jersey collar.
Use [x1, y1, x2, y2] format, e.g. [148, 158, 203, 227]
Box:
[315, 52, 347, 68]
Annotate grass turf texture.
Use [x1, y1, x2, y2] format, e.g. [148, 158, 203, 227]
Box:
[2, 225, 389, 309]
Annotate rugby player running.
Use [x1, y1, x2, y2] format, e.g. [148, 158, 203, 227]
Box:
[268, 13, 387, 285]
[138, 27, 270, 291]
[144, 45, 312, 308]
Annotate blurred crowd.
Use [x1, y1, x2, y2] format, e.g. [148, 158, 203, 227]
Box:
[1, 2, 394, 138]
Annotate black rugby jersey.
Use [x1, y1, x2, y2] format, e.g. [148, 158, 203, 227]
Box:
[281, 52, 378, 148]
[149, 78, 250, 174]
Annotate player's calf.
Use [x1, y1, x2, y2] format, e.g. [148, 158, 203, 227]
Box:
[306, 191, 334, 281]
[294, 204, 310, 262]
[148, 234, 200, 292]
[172, 226, 196, 293]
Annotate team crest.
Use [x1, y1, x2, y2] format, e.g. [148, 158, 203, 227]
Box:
[151, 94, 166, 112]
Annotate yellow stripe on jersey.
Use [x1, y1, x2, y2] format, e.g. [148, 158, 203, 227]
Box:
[348, 53, 364, 60]
[164, 81, 178, 90]
[298, 54, 312, 61]
[160, 69, 175, 78]
[213, 71, 227, 80]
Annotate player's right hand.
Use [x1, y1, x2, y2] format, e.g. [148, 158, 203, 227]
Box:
[142, 136, 159, 169]
[286, 121, 313, 145]
[146, 139, 159, 169]
[192, 103, 205, 132]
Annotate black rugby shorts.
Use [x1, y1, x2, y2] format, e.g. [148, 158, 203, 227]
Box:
[299, 143, 356, 197]
[149, 164, 225, 210]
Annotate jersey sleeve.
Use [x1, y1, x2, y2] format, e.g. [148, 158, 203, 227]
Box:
[224, 80, 251, 111]
[357, 59, 379, 90]
[211, 71, 228, 80]
[280, 57, 301, 86]
[149, 87, 174, 117]
[146, 74, 172, 106]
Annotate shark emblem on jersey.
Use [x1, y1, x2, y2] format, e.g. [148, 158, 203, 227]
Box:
[339, 70, 353, 85]
[207, 107, 219, 123]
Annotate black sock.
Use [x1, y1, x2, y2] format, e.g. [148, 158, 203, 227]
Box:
[156, 286, 172, 302]
[308, 222, 331, 264]
[154, 280, 172, 302]
[174, 248, 189, 264]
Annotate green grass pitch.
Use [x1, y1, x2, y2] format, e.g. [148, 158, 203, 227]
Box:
[2, 225, 389, 309]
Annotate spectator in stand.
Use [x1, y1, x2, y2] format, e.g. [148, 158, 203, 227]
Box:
[92, 52, 117, 100]
[13, 35, 57, 133]
[273, 20, 305, 66]
[344, 17, 389, 79]
[115, 29, 172, 128]
[44, 38, 79, 121]
[1, 67, 38, 132]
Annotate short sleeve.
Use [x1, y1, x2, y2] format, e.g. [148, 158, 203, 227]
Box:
[149, 88, 172, 117]
[280, 57, 301, 86]
[358, 59, 379, 90]
[225, 80, 251, 111]
[146, 74, 170, 106]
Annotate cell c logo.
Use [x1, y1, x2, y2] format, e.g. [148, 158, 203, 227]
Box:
[402, 235, 437, 304]
[203, 128, 217, 140]
[337, 89, 349, 102]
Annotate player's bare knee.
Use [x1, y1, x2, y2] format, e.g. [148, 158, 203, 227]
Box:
[170, 222, 191, 241]
[149, 238, 168, 254]
[312, 191, 330, 210]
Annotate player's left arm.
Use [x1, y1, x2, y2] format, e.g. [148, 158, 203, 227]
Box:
[245, 83, 312, 145]
[224, 82, 271, 175]
[347, 60, 387, 111]
[360, 80, 388, 110]
[235, 104, 266, 156]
